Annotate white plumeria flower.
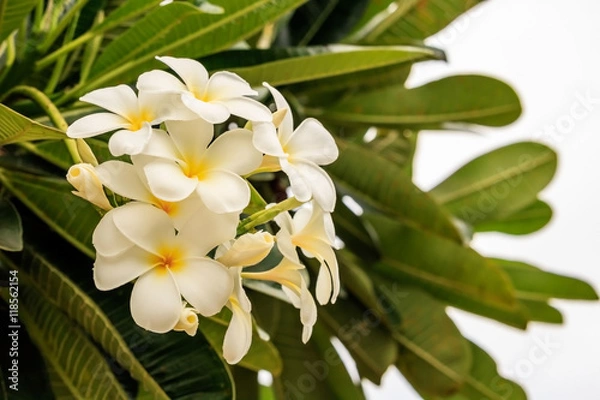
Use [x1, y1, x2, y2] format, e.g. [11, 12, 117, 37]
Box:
[95, 160, 209, 230]
[132, 118, 262, 213]
[93, 202, 236, 333]
[66, 163, 112, 210]
[67, 85, 170, 156]
[137, 56, 272, 124]
[252, 83, 339, 212]
[215, 232, 274, 364]
[243, 257, 317, 343]
[173, 302, 199, 336]
[275, 202, 340, 305]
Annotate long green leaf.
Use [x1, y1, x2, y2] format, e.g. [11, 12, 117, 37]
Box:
[375, 284, 471, 397]
[77, 0, 307, 95]
[17, 285, 129, 400]
[328, 142, 462, 241]
[0, 0, 38, 43]
[0, 104, 65, 145]
[430, 142, 557, 225]
[472, 199, 553, 235]
[425, 341, 527, 400]
[365, 213, 528, 328]
[312, 75, 521, 128]
[353, 0, 484, 44]
[0, 169, 99, 257]
[0, 197, 22, 251]
[203, 45, 441, 87]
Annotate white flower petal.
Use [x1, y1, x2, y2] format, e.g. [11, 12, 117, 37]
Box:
[137, 69, 188, 94]
[206, 71, 256, 99]
[95, 161, 152, 203]
[223, 299, 253, 364]
[203, 129, 262, 175]
[157, 56, 209, 93]
[93, 246, 154, 290]
[66, 113, 129, 138]
[217, 232, 274, 267]
[111, 202, 175, 254]
[252, 121, 285, 157]
[177, 204, 238, 255]
[171, 257, 233, 316]
[181, 92, 230, 123]
[291, 160, 336, 212]
[303, 240, 339, 304]
[315, 261, 333, 305]
[92, 210, 134, 257]
[300, 278, 317, 343]
[108, 123, 153, 156]
[130, 268, 182, 333]
[280, 159, 312, 203]
[136, 129, 179, 160]
[263, 83, 294, 142]
[165, 119, 212, 162]
[142, 158, 198, 202]
[286, 118, 338, 165]
[67, 163, 112, 210]
[195, 169, 250, 213]
[174, 304, 199, 336]
[80, 84, 138, 117]
[275, 227, 300, 264]
[220, 97, 272, 122]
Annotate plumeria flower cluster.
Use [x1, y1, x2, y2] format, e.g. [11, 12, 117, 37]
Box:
[66, 56, 340, 364]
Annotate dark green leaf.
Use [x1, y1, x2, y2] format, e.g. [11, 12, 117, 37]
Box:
[328, 142, 462, 241]
[430, 142, 557, 225]
[0, 104, 65, 145]
[313, 75, 521, 128]
[0, 0, 38, 43]
[0, 197, 22, 251]
[473, 199, 553, 235]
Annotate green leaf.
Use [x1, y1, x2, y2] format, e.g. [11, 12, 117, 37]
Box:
[313, 75, 521, 128]
[328, 142, 462, 241]
[16, 285, 129, 400]
[206, 45, 442, 87]
[518, 300, 563, 324]
[0, 104, 65, 145]
[198, 309, 283, 376]
[494, 258, 599, 301]
[348, 0, 395, 35]
[374, 283, 471, 397]
[0, 197, 22, 251]
[354, 0, 485, 44]
[425, 341, 527, 400]
[79, 0, 307, 95]
[0, 0, 38, 43]
[430, 142, 558, 225]
[472, 199, 553, 235]
[365, 213, 528, 328]
[90, 0, 163, 34]
[319, 295, 397, 384]
[0, 169, 100, 258]
[27, 137, 115, 170]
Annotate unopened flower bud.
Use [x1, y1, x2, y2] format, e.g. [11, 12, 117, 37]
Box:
[174, 303, 199, 336]
[218, 231, 274, 267]
[67, 163, 112, 210]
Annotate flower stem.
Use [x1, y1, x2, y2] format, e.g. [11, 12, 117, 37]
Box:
[237, 196, 303, 236]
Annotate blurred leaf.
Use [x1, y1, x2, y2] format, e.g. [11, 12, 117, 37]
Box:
[494, 258, 599, 301]
[0, 197, 22, 251]
[473, 199, 553, 235]
[0, 104, 65, 145]
[332, 198, 379, 261]
[425, 341, 527, 400]
[328, 142, 462, 241]
[319, 295, 398, 384]
[313, 75, 521, 128]
[0, 0, 38, 43]
[348, 0, 395, 35]
[199, 309, 283, 376]
[518, 300, 562, 324]
[205, 45, 442, 87]
[27, 137, 115, 170]
[430, 142, 557, 226]
[375, 283, 471, 397]
[366, 213, 528, 328]
[354, 0, 485, 44]
[16, 285, 129, 400]
[79, 0, 307, 94]
[277, 0, 370, 45]
[0, 169, 99, 257]
[89, 0, 162, 34]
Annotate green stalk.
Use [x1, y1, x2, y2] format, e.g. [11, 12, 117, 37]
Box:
[237, 196, 303, 236]
[45, 11, 81, 94]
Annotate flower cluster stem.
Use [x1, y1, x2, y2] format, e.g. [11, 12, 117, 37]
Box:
[237, 197, 302, 236]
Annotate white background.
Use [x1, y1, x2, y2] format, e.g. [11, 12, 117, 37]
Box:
[366, 1, 600, 399]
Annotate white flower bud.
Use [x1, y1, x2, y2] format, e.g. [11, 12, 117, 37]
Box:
[173, 304, 199, 337]
[76, 139, 99, 166]
[67, 163, 112, 210]
[217, 231, 274, 267]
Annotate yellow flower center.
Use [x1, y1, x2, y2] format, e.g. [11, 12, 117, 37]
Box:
[182, 160, 207, 180]
[151, 246, 185, 274]
[128, 109, 154, 131]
